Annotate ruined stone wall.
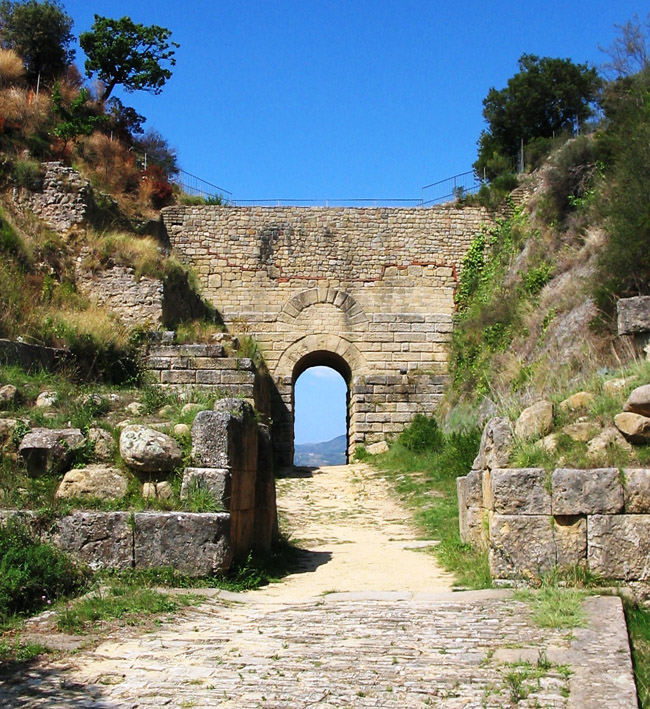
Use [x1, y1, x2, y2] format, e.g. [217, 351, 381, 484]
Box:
[162, 205, 491, 463]
[457, 466, 650, 582]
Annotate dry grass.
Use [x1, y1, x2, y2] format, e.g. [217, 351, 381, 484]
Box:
[50, 305, 131, 348]
[0, 88, 50, 135]
[0, 49, 24, 88]
[80, 133, 140, 194]
[81, 231, 167, 277]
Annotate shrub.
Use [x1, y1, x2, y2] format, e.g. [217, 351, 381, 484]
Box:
[398, 414, 443, 453]
[0, 519, 88, 622]
[140, 164, 173, 209]
[13, 157, 43, 189]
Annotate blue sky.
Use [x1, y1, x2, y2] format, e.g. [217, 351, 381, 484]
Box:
[60, 0, 649, 444]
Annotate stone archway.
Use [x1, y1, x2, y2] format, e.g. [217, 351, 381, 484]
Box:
[272, 335, 366, 466]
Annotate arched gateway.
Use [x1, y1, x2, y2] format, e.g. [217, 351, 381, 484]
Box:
[162, 205, 490, 465]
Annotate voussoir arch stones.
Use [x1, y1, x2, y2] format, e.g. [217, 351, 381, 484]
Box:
[277, 288, 368, 326]
[274, 334, 367, 384]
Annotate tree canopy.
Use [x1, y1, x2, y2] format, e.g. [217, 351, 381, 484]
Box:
[79, 15, 178, 103]
[0, 0, 74, 84]
[475, 54, 601, 179]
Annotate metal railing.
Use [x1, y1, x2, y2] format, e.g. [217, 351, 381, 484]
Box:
[420, 170, 482, 206]
[171, 169, 233, 203]
[231, 198, 422, 207]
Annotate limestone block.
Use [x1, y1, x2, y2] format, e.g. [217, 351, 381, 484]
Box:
[18, 427, 85, 477]
[35, 391, 58, 408]
[490, 468, 551, 515]
[554, 515, 587, 568]
[119, 425, 183, 474]
[623, 384, 650, 418]
[551, 468, 624, 515]
[489, 514, 556, 579]
[603, 376, 636, 397]
[472, 417, 513, 470]
[133, 512, 233, 576]
[55, 465, 129, 500]
[617, 296, 650, 335]
[181, 467, 231, 509]
[614, 412, 650, 444]
[514, 400, 554, 440]
[588, 515, 650, 580]
[51, 512, 133, 571]
[464, 469, 483, 509]
[623, 469, 650, 513]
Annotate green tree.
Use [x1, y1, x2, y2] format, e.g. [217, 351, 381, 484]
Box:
[79, 15, 178, 103]
[475, 54, 601, 180]
[0, 0, 74, 85]
[51, 82, 105, 151]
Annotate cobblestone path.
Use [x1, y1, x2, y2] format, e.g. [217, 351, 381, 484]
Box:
[0, 465, 639, 708]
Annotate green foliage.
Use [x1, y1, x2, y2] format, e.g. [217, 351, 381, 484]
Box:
[398, 414, 442, 453]
[51, 83, 105, 148]
[181, 478, 223, 513]
[625, 599, 650, 708]
[12, 157, 43, 189]
[475, 53, 601, 179]
[541, 135, 601, 222]
[0, 0, 74, 84]
[514, 572, 587, 628]
[80, 15, 179, 102]
[0, 519, 89, 623]
[56, 583, 193, 634]
[522, 262, 553, 296]
[595, 67, 650, 314]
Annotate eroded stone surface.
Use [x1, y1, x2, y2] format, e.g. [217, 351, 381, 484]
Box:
[55, 465, 129, 500]
[551, 468, 624, 515]
[624, 384, 650, 418]
[624, 468, 650, 513]
[588, 514, 650, 580]
[615, 412, 650, 443]
[472, 417, 513, 470]
[18, 427, 85, 477]
[180, 467, 231, 508]
[490, 468, 551, 515]
[133, 512, 233, 576]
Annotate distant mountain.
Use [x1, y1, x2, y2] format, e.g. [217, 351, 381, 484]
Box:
[294, 434, 347, 466]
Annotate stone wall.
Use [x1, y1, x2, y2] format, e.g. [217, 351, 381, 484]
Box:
[77, 265, 165, 329]
[161, 205, 491, 463]
[144, 342, 271, 418]
[0, 338, 70, 372]
[457, 466, 650, 582]
[26, 162, 94, 233]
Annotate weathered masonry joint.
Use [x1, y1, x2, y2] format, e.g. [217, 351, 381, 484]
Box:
[161, 205, 491, 463]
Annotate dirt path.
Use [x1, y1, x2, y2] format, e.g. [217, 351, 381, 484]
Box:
[263, 463, 453, 599]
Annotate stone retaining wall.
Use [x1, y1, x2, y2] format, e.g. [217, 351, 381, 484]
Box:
[0, 338, 70, 372]
[457, 466, 650, 582]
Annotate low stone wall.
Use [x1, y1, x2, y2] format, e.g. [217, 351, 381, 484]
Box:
[0, 338, 70, 372]
[457, 466, 650, 582]
[145, 343, 271, 418]
[0, 510, 233, 576]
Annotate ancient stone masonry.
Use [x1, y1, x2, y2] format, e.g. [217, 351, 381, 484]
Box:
[458, 465, 650, 582]
[161, 205, 491, 463]
[26, 161, 94, 233]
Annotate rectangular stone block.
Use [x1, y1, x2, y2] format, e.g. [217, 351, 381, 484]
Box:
[552, 468, 624, 515]
[51, 512, 133, 570]
[489, 514, 556, 579]
[181, 467, 231, 509]
[623, 468, 650, 513]
[160, 370, 196, 384]
[588, 514, 650, 580]
[133, 512, 233, 576]
[490, 468, 551, 515]
[554, 515, 587, 568]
